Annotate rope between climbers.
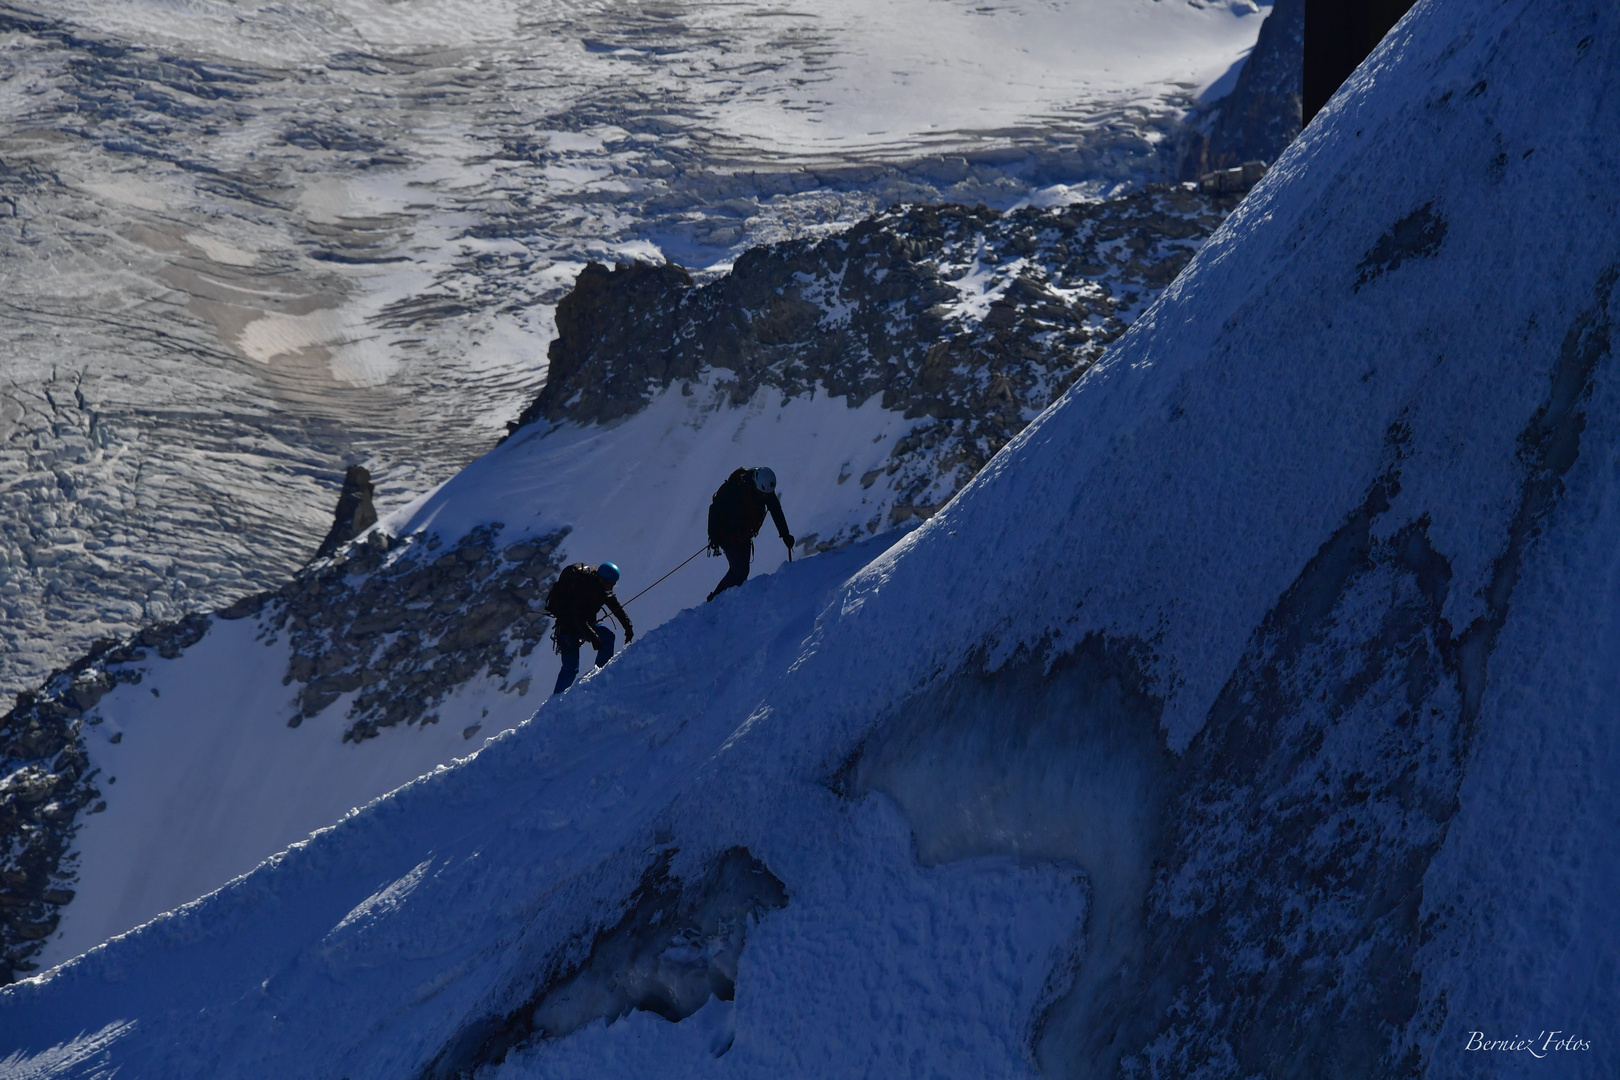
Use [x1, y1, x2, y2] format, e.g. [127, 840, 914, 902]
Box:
[621, 544, 708, 607]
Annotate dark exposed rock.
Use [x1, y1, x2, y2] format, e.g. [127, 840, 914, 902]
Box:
[1, 681, 119, 981]
[313, 465, 380, 561]
[425, 847, 789, 1077]
[0, 520, 570, 982]
[511, 262, 696, 429]
[1354, 202, 1447, 291]
[141, 614, 210, 660]
[1179, 0, 1304, 179]
[513, 188, 1238, 537]
[270, 523, 569, 741]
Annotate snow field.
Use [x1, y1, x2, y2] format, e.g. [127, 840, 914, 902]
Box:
[34, 376, 933, 969]
[386, 374, 934, 654]
[34, 616, 538, 971]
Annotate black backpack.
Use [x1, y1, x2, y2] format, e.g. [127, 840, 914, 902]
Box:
[708, 468, 754, 549]
[545, 563, 599, 619]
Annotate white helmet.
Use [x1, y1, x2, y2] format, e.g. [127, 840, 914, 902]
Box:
[752, 466, 777, 494]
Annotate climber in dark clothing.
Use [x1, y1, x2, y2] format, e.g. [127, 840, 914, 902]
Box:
[706, 466, 794, 602]
[545, 561, 633, 694]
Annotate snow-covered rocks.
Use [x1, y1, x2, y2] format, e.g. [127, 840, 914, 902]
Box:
[521, 188, 1239, 538]
[1180, 0, 1304, 177]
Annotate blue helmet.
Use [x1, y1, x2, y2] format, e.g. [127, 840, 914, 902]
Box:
[752, 466, 777, 494]
[596, 562, 621, 584]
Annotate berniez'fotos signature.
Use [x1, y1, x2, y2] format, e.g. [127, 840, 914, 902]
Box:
[1465, 1031, 1591, 1057]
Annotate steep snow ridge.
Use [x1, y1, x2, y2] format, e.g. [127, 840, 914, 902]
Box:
[4, 189, 1238, 981]
[20, 379, 922, 972]
[6, 0, 1620, 1076]
[6, 536, 1095, 1078]
[33, 616, 519, 974]
[388, 376, 929, 637]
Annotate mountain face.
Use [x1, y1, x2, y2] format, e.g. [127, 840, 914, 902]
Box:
[1181, 0, 1304, 176]
[313, 466, 380, 562]
[0, 0, 1267, 706]
[0, 186, 1238, 982]
[5, 1, 1616, 1076]
[519, 188, 1236, 536]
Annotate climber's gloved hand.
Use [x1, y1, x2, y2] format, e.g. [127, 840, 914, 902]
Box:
[784, 533, 795, 551]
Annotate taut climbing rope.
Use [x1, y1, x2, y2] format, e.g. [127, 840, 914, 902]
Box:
[620, 544, 708, 607]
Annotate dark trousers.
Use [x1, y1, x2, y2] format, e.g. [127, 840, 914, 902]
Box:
[553, 623, 616, 695]
[709, 539, 752, 600]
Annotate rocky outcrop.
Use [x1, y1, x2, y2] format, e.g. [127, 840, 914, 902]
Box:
[0, 614, 210, 982]
[1180, 0, 1304, 178]
[514, 187, 1239, 532]
[313, 466, 379, 561]
[514, 262, 698, 428]
[260, 523, 569, 741]
[426, 847, 789, 1076]
[0, 521, 569, 982]
[0, 730, 94, 975]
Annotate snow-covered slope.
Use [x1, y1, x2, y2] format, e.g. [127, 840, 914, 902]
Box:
[13, 386, 915, 975]
[4, 187, 1238, 979]
[0, 0, 1268, 702]
[7, 0, 1620, 1076]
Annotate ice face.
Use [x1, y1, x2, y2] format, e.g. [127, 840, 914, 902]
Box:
[846, 639, 1174, 1076]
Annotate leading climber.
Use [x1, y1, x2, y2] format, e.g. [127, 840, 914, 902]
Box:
[706, 466, 794, 602]
[545, 561, 633, 694]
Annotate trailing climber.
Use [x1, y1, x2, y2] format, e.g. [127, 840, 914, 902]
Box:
[706, 466, 794, 602]
[545, 561, 633, 694]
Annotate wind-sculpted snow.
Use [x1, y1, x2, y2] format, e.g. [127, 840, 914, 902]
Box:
[434, 847, 791, 1073]
[6, 0, 1620, 1076]
[0, 0, 1266, 701]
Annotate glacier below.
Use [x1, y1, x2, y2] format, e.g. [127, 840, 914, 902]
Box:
[0, 0, 1267, 700]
